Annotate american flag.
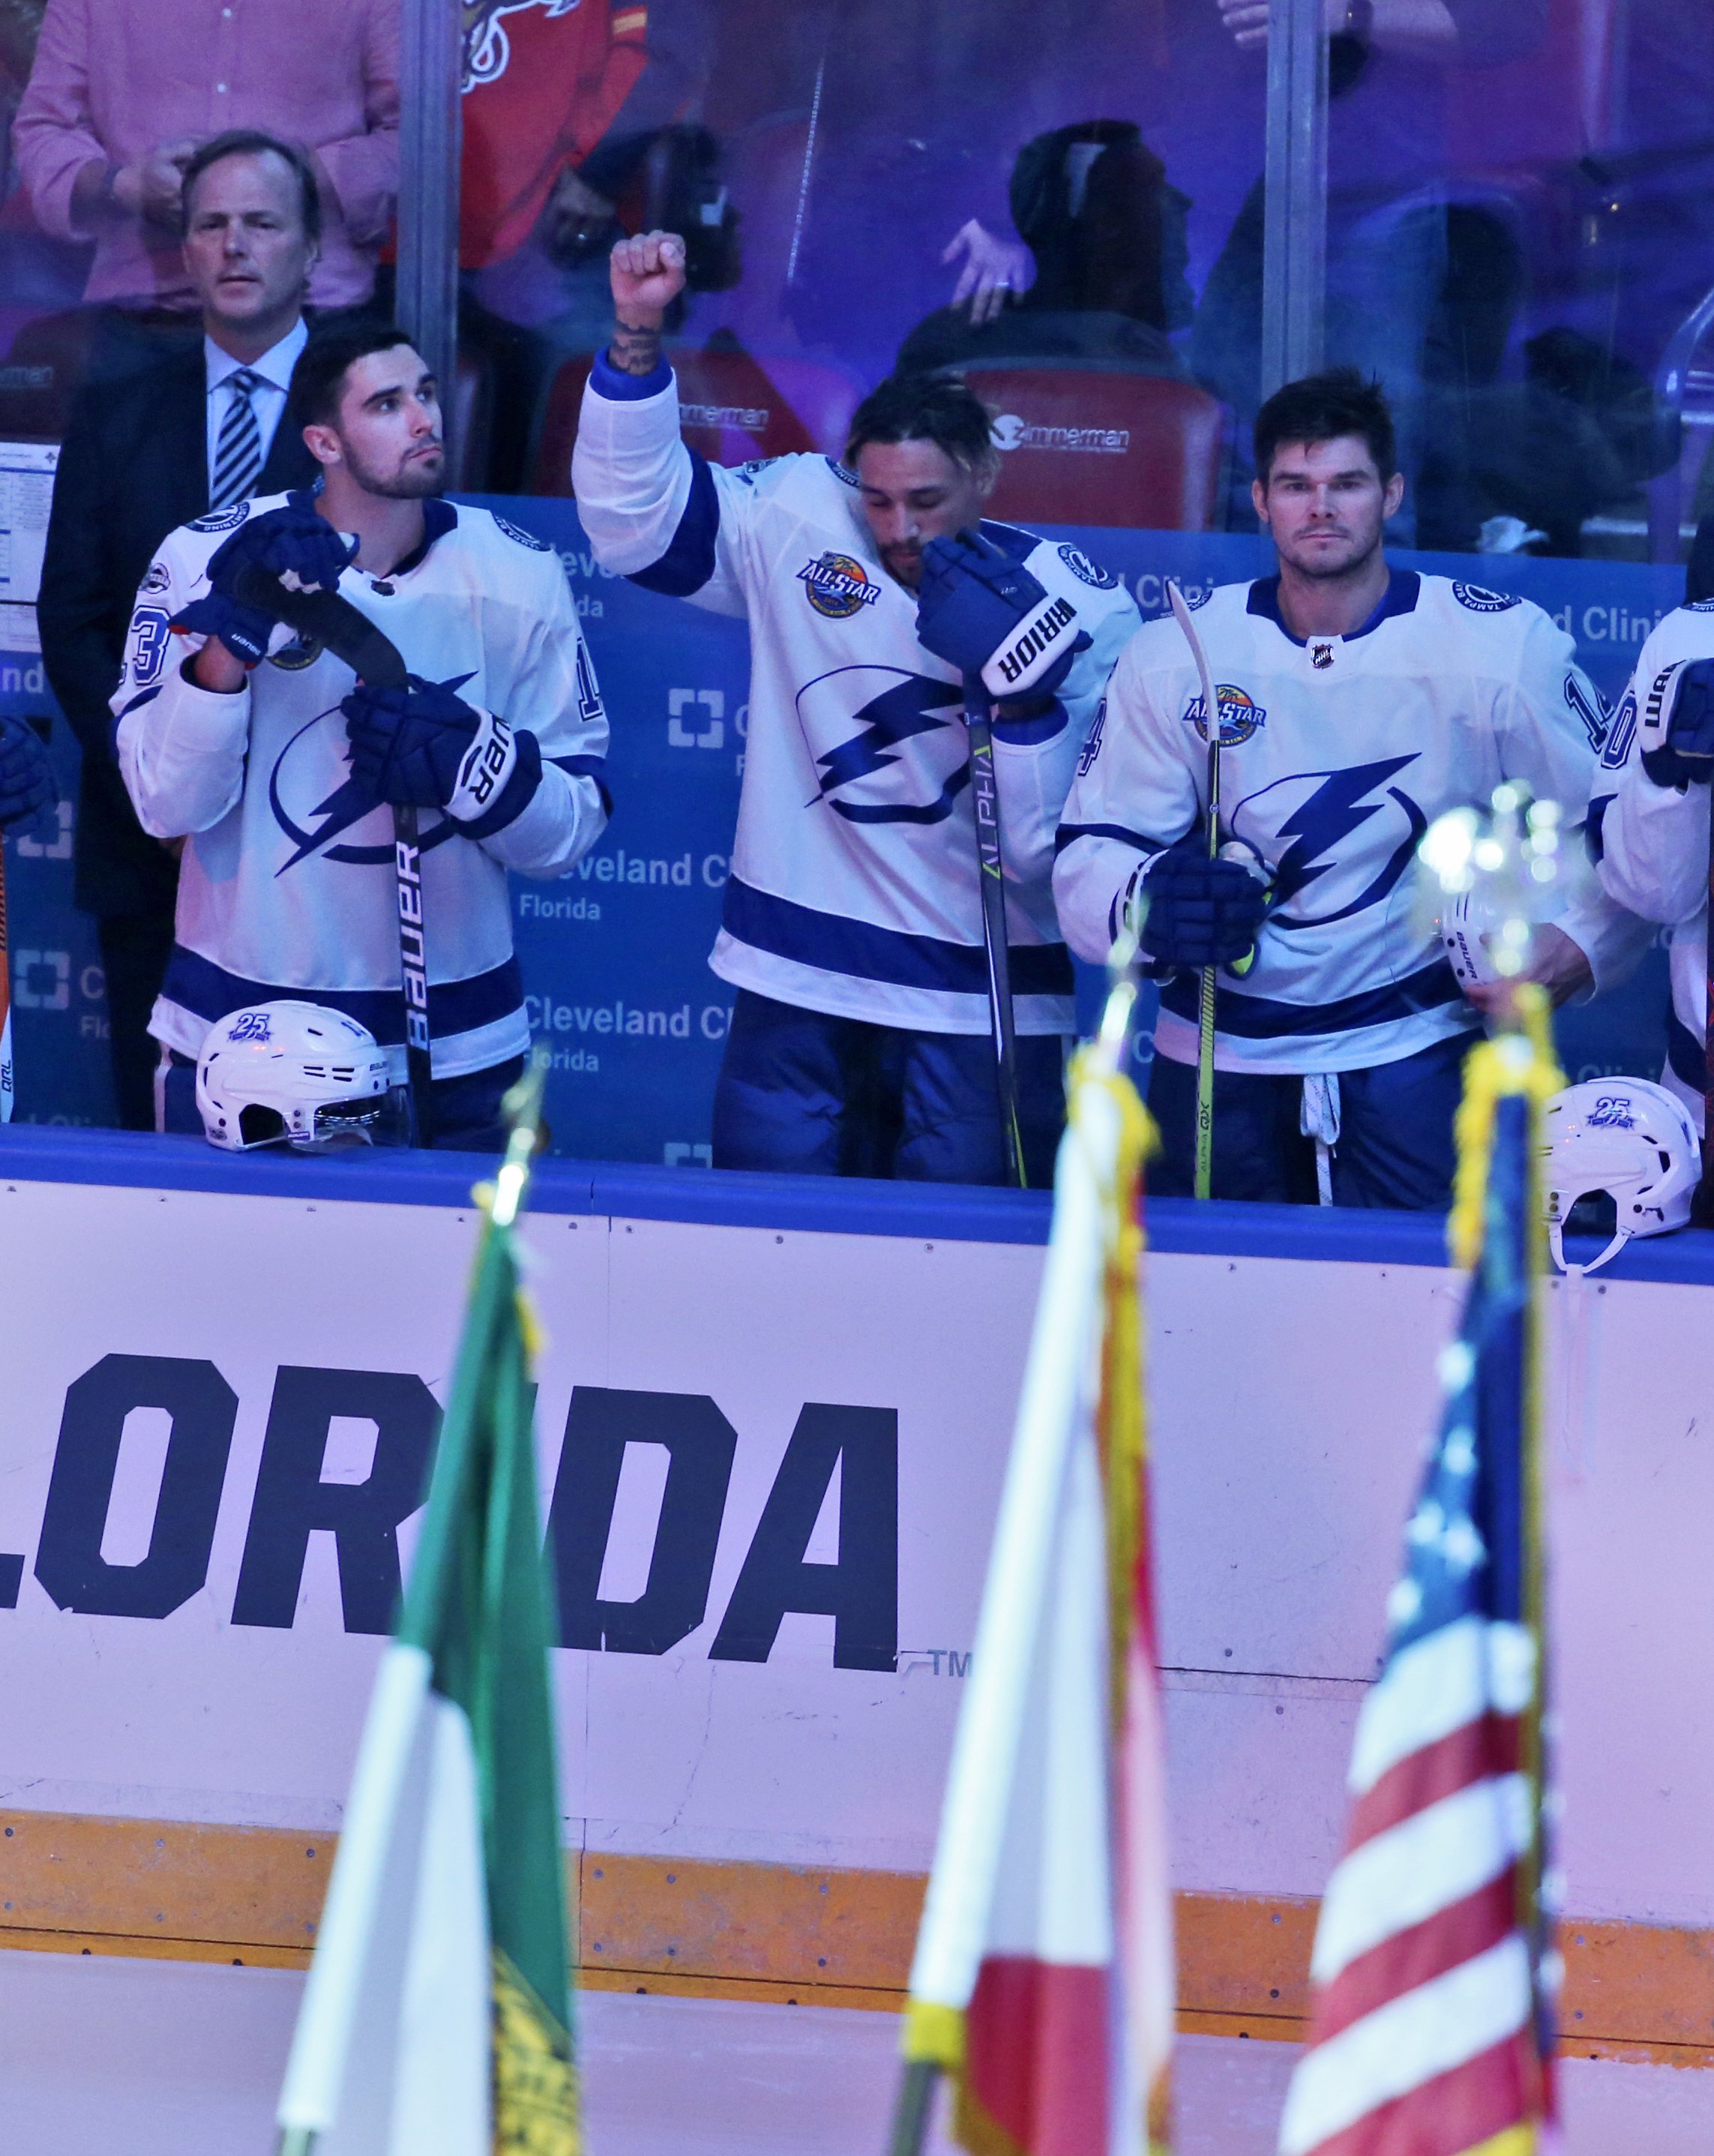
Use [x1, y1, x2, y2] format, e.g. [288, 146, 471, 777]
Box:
[1279, 1083, 1557, 2156]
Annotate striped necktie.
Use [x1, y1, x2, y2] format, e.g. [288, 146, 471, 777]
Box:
[210, 367, 265, 510]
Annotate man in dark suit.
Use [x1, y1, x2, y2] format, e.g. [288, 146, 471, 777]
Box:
[38, 128, 324, 1128]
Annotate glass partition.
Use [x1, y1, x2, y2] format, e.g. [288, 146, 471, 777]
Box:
[1, 0, 1707, 1146]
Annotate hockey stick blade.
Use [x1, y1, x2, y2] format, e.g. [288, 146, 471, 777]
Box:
[232, 563, 430, 1142]
[232, 564, 409, 688]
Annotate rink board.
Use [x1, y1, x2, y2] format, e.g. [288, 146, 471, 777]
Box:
[1, 1125, 1713, 2008]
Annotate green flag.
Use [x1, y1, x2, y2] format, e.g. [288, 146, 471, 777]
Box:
[276, 1061, 577, 2156]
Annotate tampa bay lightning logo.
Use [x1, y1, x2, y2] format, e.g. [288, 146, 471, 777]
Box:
[798, 664, 966, 824]
[1057, 543, 1117, 591]
[1452, 582, 1521, 613]
[495, 515, 550, 552]
[267, 699, 457, 870]
[190, 504, 250, 535]
[1235, 754, 1427, 928]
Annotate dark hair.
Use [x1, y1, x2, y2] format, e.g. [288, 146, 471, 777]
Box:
[181, 129, 322, 244]
[288, 322, 418, 430]
[1254, 366, 1397, 484]
[845, 372, 997, 473]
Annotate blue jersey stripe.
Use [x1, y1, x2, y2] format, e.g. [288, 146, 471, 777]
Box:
[1159, 956, 1465, 1040]
[160, 945, 525, 1047]
[628, 453, 720, 598]
[721, 874, 1074, 997]
[1055, 820, 1171, 856]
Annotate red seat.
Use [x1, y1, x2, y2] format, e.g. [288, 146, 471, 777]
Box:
[954, 364, 1228, 529]
[536, 343, 860, 496]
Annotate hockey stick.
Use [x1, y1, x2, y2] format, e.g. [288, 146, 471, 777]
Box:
[1168, 580, 1220, 1200]
[964, 673, 1028, 1189]
[233, 565, 433, 1147]
[0, 835, 11, 1124]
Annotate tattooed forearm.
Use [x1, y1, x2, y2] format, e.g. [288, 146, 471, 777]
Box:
[610, 318, 664, 376]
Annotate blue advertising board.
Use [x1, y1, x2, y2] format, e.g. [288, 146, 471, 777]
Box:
[0, 508, 1686, 1153]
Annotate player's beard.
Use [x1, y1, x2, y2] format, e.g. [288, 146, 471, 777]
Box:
[341, 436, 447, 500]
[1279, 519, 1383, 583]
[879, 544, 923, 588]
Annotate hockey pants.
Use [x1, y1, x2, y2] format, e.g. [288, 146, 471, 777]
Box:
[712, 988, 1066, 1186]
[1145, 1028, 1474, 1210]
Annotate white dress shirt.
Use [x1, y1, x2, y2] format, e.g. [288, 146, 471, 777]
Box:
[204, 318, 310, 493]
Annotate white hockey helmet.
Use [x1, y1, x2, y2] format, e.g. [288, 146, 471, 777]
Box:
[196, 1000, 394, 1152]
[1540, 1075, 1701, 1273]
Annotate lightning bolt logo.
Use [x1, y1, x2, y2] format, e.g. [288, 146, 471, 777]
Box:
[802, 667, 966, 826]
[1258, 754, 1427, 929]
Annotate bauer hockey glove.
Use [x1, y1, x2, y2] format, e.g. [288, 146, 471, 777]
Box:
[916, 529, 1088, 700]
[1640, 658, 1714, 787]
[171, 505, 358, 667]
[343, 672, 538, 829]
[0, 712, 53, 835]
[1132, 833, 1269, 973]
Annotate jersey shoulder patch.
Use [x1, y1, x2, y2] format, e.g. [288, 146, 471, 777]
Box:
[494, 515, 550, 552]
[139, 559, 170, 595]
[189, 503, 251, 535]
[1451, 580, 1522, 613]
[1687, 598, 1714, 613]
[1056, 541, 1119, 591]
[824, 456, 859, 489]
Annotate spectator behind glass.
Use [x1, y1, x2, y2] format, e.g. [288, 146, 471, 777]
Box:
[12, 0, 397, 310]
[897, 120, 1192, 378]
[1191, 0, 1548, 543]
[460, 0, 649, 288]
[36, 131, 321, 1129]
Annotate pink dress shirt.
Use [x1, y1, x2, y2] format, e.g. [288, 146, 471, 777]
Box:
[13, 0, 399, 308]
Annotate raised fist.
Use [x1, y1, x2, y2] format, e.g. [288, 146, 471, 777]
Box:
[609, 229, 688, 321]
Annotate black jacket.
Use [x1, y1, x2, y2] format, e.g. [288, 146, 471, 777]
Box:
[37, 341, 317, 916]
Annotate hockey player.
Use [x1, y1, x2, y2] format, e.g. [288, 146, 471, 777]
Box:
[115, 320, 610, 1150]
[1055, 368, 1650, 1207]
[573, 229, 1138, 1184]
[1590, 625, 1714, 1128]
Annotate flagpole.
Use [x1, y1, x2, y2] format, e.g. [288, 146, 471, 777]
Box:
[887, 2060, 942, 2156]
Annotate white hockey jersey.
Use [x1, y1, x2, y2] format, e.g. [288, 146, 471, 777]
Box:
[571, 357, 1139, 1036]
[1055, 572, 1650, 1075]
[115, 491, 609, 1081]
[1590, 601, 1714, 1124]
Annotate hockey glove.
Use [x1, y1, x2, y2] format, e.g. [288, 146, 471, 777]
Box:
[916, 529, 1087, 700]
[1640, 658, 1714, 787]
[0, 713, 53, 835]
[1133, 833, 1269, 972]
[343, 672, 535, 827]
[172, 505, 358, 667]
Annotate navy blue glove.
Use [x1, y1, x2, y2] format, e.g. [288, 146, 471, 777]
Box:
[1641, 658, 1714, 787]
[917, 529, 1086, 700]
[343, 673, 485, 810]
[1136, 835, 1269, 971]
[172, 505, 358, 667]
[0, 713, 53, 835]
